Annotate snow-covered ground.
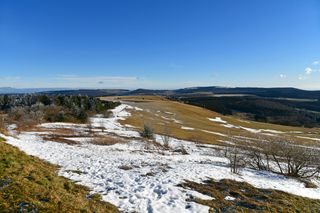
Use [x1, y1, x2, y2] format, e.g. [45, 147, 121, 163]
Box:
[1, 104, 320, 213]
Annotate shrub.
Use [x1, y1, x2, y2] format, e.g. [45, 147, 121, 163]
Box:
[225, 144, 247, 174]
[244, 136, 320, 178]
[161, 124, 171, 148]
[140, 124, 154, 139]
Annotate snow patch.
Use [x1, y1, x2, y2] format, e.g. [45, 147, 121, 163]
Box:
[164, 111, 175, 115]
[296, 136, 320, 142]
[134, 107, 143, 111]
[224, 196, 236, 201]
[201, 130, 227, 137]
[208, 117, 227, 124]
[181, 126, 195, 131]
[186, 190, 215, 200]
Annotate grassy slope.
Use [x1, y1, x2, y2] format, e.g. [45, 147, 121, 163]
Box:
[0, 137, 119, 213]
[101, 96, 320, 146]
[180, 96, 320, 128]
[180, 179, 320, 212]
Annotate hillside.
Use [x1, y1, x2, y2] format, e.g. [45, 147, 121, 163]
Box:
[127, 87, 320, 100]
[178, 96, 320, 128]
[35, 86, 320, 127]
[1, 95, 320, 212]
[103, 96, 320, 146]
[0, 136, 119, 212]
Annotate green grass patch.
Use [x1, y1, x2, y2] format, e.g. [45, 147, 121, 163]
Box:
[180, 179, 320, 212]
[0, 139, 119, 213]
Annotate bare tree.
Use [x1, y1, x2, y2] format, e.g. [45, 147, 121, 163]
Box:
[224, 139, 247, 174]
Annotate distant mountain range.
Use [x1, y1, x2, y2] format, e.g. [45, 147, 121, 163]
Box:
[44, 89, 129, 96]
[0, 87, 129, 96]
[1, 86, 320, 100]
[0, 87, 70, 94]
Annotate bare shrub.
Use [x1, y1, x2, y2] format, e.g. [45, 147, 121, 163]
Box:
[160, 124, 171, 149]
[142, 139, 167, 152]
[225, 144, 247, 174]
[246, 136, 320, 178]
[140, 124, 154, 139]
[87, 123, 94, 135]
[246, 136, 272, 172]
[175, 145, 189, 155]
[97, 119, 106, 132]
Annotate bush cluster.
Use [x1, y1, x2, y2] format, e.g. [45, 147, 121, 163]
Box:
[225, 135, 320, 179]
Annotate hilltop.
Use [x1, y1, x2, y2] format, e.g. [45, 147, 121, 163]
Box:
[1, 95, 320, 212]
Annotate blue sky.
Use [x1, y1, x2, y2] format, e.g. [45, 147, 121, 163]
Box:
[0, 0, 320, 89]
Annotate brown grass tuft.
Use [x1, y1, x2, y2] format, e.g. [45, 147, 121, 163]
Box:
[91, 136, 126, 146]
[43, 135, 79, 145]
[180, 178, 320, 212]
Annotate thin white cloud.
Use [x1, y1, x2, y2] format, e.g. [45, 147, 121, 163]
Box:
[0, 76, 21, 81]
[56, 75, 138, 82]
[305, 67, 313, 75]
[312, 61, 319, 65]
[298, 75, 308, 80]
[279, 74, 286, 79]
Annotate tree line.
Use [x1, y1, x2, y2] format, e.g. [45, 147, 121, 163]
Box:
[0, 94, 120, 124]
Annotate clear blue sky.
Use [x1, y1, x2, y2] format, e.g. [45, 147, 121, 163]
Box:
[1, 0, 320, 89]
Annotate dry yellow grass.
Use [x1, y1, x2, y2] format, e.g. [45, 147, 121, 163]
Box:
[101, 96, 320, 146]
[180, 179, 320, 212]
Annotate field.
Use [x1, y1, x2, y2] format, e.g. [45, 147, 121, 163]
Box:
[101, 96, 320, 147]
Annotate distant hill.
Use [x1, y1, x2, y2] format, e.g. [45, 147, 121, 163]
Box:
[128, 87, 320, 100]
[127, 88, 172, 96]
[126, 87, 320, 128]
[0, 87, 69, 94]
[43, 89, 129, 97]
[2, 86, 320, 100]
[179, 96, 320, 128]
[0, 87, 129, 96]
